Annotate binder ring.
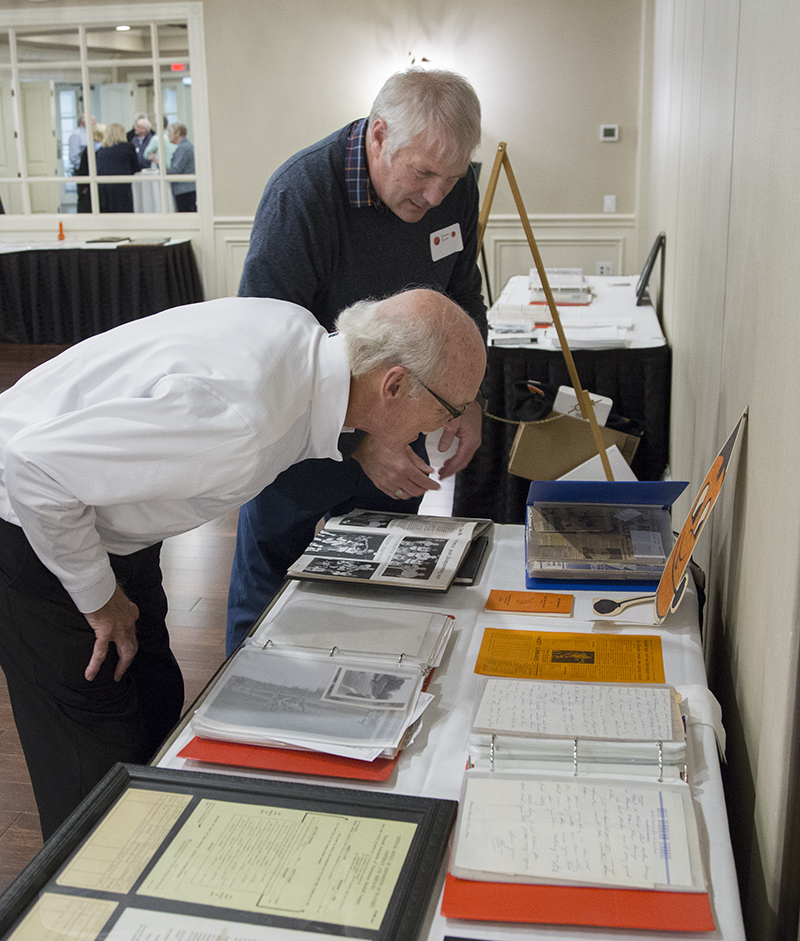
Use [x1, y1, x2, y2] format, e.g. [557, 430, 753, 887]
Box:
[657, 741, 664, 782]
[490, 734, 496, 771]
[573, 737, 579, 776]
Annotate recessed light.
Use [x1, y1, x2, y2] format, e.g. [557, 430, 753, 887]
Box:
[116, 25, 131, 31]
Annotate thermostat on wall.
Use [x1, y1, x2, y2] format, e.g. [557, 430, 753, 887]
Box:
[599, 124, 619, 141]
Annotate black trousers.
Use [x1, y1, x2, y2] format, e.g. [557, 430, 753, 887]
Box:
[174, 190, 196, 212]
[0, 520, 184, 840]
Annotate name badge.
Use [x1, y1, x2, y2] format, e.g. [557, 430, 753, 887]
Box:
[430, 223, 464, 262]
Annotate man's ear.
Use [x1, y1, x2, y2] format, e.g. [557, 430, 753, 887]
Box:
[369, 118, 388, 155]
[379, 365, 407, 404]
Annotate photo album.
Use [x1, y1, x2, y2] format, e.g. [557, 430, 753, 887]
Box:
[287, 509, 493, 591]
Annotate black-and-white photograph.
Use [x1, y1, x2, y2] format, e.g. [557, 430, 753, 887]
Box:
[196, 654, 417, 746]
[383, 537, 447, 581]
[303, 529, 387, 559]
[303, 557, 380, 580]
[338, 510, 401, 529]
[324, 668, 417, 709]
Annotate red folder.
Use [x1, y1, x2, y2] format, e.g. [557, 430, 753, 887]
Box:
[178, 736, 398, 781]
[441, 873, 714, 932]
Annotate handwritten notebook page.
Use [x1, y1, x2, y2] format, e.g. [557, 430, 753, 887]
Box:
[473, 679, 677, 742]
[453, 772, 697, 890]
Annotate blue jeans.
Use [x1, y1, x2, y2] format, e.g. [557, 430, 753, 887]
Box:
[226, 437, 426, 655]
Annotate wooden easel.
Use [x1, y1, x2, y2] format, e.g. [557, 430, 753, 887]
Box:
[477, 142, 614, 481]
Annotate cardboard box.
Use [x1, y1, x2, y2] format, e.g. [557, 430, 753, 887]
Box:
[508, 411, 640, 481]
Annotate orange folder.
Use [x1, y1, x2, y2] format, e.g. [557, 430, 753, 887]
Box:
[441, 873, 714, 932]
[178, 736, 398, 781]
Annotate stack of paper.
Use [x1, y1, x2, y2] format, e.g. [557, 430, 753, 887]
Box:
[467, 678, 686, 770]
[529, 267, 591, 305]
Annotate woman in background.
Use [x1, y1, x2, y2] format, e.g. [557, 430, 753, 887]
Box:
[95, 123, 140, 213]
[166, 123, 196, 212]
[75, 123, 106, 213]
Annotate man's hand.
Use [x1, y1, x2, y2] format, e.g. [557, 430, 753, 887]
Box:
[437, 400, 483, 479]
[83, 585, 140, 683]
[352, 435, 440, 500]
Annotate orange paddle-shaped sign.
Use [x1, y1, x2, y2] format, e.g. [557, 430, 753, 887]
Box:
[655, 411, 747, 622]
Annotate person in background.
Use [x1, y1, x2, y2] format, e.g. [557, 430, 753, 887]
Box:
[126, 111, 148, 142]
[0, 288, 485, 840]
[95, 122, 140, 213]
[75, 123, 106, 214]
[227, 68, 487, 655]
[130, 116, 153, 169]
[144, 115, 178, 169]
[167, 123, 196, 212]
[68, 113, 95, 174]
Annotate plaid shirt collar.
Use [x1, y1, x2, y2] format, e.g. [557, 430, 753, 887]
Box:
[345, 118, 379, 209]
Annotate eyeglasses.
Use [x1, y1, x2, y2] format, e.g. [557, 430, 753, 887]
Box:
[405, 369, 468, 421]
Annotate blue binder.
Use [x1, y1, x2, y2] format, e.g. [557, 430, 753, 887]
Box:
[524, 479, 688, 590]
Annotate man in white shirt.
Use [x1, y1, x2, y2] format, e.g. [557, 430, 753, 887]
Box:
[0, 288, 485, 839]
[68, 113, 94, 173]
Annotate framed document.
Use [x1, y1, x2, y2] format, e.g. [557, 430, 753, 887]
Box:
[0, 763, 456, 941]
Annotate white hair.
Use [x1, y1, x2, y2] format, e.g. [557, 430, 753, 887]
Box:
[335, 291, 464, 393]
[368, 69, 481, 167]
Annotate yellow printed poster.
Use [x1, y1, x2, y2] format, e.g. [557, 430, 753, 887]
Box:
[474, 629, 665, 683]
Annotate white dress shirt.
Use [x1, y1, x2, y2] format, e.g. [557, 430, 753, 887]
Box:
[0, 297, 350, 613]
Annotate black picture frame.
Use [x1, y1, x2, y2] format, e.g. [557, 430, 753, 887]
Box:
[635, 231, 666, 307]
[0, 763, 457, 941]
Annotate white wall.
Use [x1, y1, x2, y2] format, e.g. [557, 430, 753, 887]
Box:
[642, 1, 800, 937]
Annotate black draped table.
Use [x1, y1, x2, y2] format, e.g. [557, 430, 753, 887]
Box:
[0, 238, 204, 344]
[453, 276, 671, 524]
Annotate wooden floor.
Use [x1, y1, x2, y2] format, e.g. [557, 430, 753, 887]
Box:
[0, 345, 233, 894]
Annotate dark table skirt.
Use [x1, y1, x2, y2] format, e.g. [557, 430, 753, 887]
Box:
[453, 343, 672, 524]
[0, 240, 204, 344]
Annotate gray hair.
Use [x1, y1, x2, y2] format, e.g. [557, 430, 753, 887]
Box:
[335, 292, 461, 394]
[168, 122, 188, 139]
[368, 69, 481, 166]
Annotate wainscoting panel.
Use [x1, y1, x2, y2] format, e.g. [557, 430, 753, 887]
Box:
[213, 219, 254, 297]
[480, 214, 637, 304]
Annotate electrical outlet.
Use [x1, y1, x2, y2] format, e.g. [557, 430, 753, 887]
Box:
[597, 262, 614, 276]
[603, 195, 616, 213]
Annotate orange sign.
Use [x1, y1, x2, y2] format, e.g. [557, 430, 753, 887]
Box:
[655, 411, 747, 621]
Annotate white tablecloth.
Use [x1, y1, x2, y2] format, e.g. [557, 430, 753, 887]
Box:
[488, 275, 666, 350]
[156, 525, 745, 941]
[132, 169, 176, 213]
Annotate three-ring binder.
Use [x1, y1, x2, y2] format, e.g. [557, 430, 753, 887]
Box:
[486, 734, 675, 780]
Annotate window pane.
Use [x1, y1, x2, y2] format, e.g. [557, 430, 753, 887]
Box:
[0, 35, 16, 203]
[89, 69, 138, 133]
[27, 179, 64, 214]
[16, 29, 80, 63]
[157, 23, 189, 60]
[86, 24, 153, 62]
[0, 181, 23, 215]
[161, 65, 193, 141]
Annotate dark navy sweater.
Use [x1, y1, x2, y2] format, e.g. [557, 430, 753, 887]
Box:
[239, 121, 487, 337]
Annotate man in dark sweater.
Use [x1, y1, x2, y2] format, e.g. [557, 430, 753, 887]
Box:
[228, 69, 487, 654]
